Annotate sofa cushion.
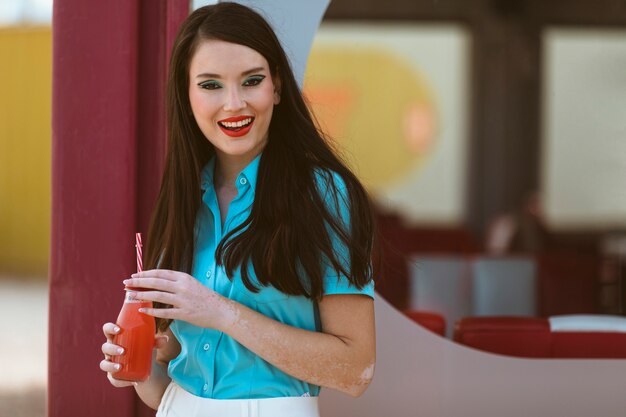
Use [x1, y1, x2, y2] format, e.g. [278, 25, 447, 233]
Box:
[454, 317, 551, 358]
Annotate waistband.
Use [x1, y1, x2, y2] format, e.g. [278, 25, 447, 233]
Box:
[157, 382, 320, 417]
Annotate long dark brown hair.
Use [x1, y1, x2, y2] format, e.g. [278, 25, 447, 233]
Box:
[146, 3, 375, 331]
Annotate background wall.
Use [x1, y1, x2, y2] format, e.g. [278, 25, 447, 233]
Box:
[542, 28, 626, 231]
[306, 23, 470, 226]
[0, 27, 51, 275]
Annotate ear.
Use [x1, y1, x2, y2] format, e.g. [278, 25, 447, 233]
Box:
[273, 74, 282, 105]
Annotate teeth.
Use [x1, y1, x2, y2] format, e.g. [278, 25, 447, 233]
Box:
[220, 118, 252, 128]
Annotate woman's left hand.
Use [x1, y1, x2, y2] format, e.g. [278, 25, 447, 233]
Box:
[123, 270, 234, 331]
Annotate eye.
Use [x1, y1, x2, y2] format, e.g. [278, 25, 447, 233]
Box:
[243, 75, 265, 87]
[198, 80, 222, 90]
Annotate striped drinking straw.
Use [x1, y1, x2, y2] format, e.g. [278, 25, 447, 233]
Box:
[135, 232, 143, 273]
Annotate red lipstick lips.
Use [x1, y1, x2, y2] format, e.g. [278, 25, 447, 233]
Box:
[218, 115, 254, 138]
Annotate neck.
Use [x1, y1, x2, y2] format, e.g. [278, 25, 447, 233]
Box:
[214, 152, 257, 189]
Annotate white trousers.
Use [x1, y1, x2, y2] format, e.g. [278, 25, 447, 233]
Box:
[156, 382, 321, 417]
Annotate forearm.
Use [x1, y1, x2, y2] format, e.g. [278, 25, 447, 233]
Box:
[218, 297, 375, 397]
[134, 355, 171, 410]
[124, 272, 375, 396]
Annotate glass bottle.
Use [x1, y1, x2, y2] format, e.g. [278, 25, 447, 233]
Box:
[111, 289, 155, 382]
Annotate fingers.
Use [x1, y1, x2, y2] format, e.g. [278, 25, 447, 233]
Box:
[102, 323, 121, 340]
[101, 326, 123, 363]
[102, 342, 125, 357]
[100, 356, 135, 388]
[100, 358, 122, 374]
[130, 269, 180, 281]
[100, 323, 136, 388]
[132, 290, 176, 305]
[123, 278, 177, 293]
[138, 306, 179, 320]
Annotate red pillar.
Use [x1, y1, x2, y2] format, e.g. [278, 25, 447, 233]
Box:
[49, 1, 188, 416]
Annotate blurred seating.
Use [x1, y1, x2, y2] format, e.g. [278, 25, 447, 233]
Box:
[537, 251, 598, 316]
[471, 256, 537, 316]
[403, 310, 447, 337]
[549, 315, 626, 358]
[454, 315, 626, 358]
[374, 209, 603, 325]
[407, 256, 472, 337]
[453, 316, 551, 357]
[374, 209, 479, 311]
[407, 255, 537, 337]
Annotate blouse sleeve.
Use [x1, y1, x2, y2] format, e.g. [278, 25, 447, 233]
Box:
[316, 170, 375, 299]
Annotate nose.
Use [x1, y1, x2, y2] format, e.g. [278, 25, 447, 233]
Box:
[223, 87, 246, 112]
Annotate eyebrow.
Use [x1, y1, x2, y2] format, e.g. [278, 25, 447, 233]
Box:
[195, 66, 267, 79]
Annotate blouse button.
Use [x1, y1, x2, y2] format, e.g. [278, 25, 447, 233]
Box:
[239, 177, 247, 185]
[203, 383, 208, 391]
[203, 343, 210, 351]
[205, 270, 212, 278]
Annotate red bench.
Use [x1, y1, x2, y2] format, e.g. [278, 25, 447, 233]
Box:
[404, 310, 447, 337]
[454, 315, 626, 358]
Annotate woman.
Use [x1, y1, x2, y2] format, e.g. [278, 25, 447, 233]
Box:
[100, 3, 376, 416]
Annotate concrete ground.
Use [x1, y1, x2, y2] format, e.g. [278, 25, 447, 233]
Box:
[0, 276, 48, 416]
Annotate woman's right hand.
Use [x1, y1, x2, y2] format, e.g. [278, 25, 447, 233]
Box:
[99, 322, 169, 388]
[100, 322, 134, 387]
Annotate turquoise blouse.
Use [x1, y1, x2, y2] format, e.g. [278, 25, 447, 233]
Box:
[168, 153, 374, 399]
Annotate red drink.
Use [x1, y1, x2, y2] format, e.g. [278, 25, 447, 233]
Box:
[112, 290, 155, 382]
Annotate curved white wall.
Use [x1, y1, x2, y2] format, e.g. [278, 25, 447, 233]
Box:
[320, 294, 626, 417]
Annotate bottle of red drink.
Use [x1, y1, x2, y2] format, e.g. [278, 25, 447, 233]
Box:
[112, 288, 155, 382]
